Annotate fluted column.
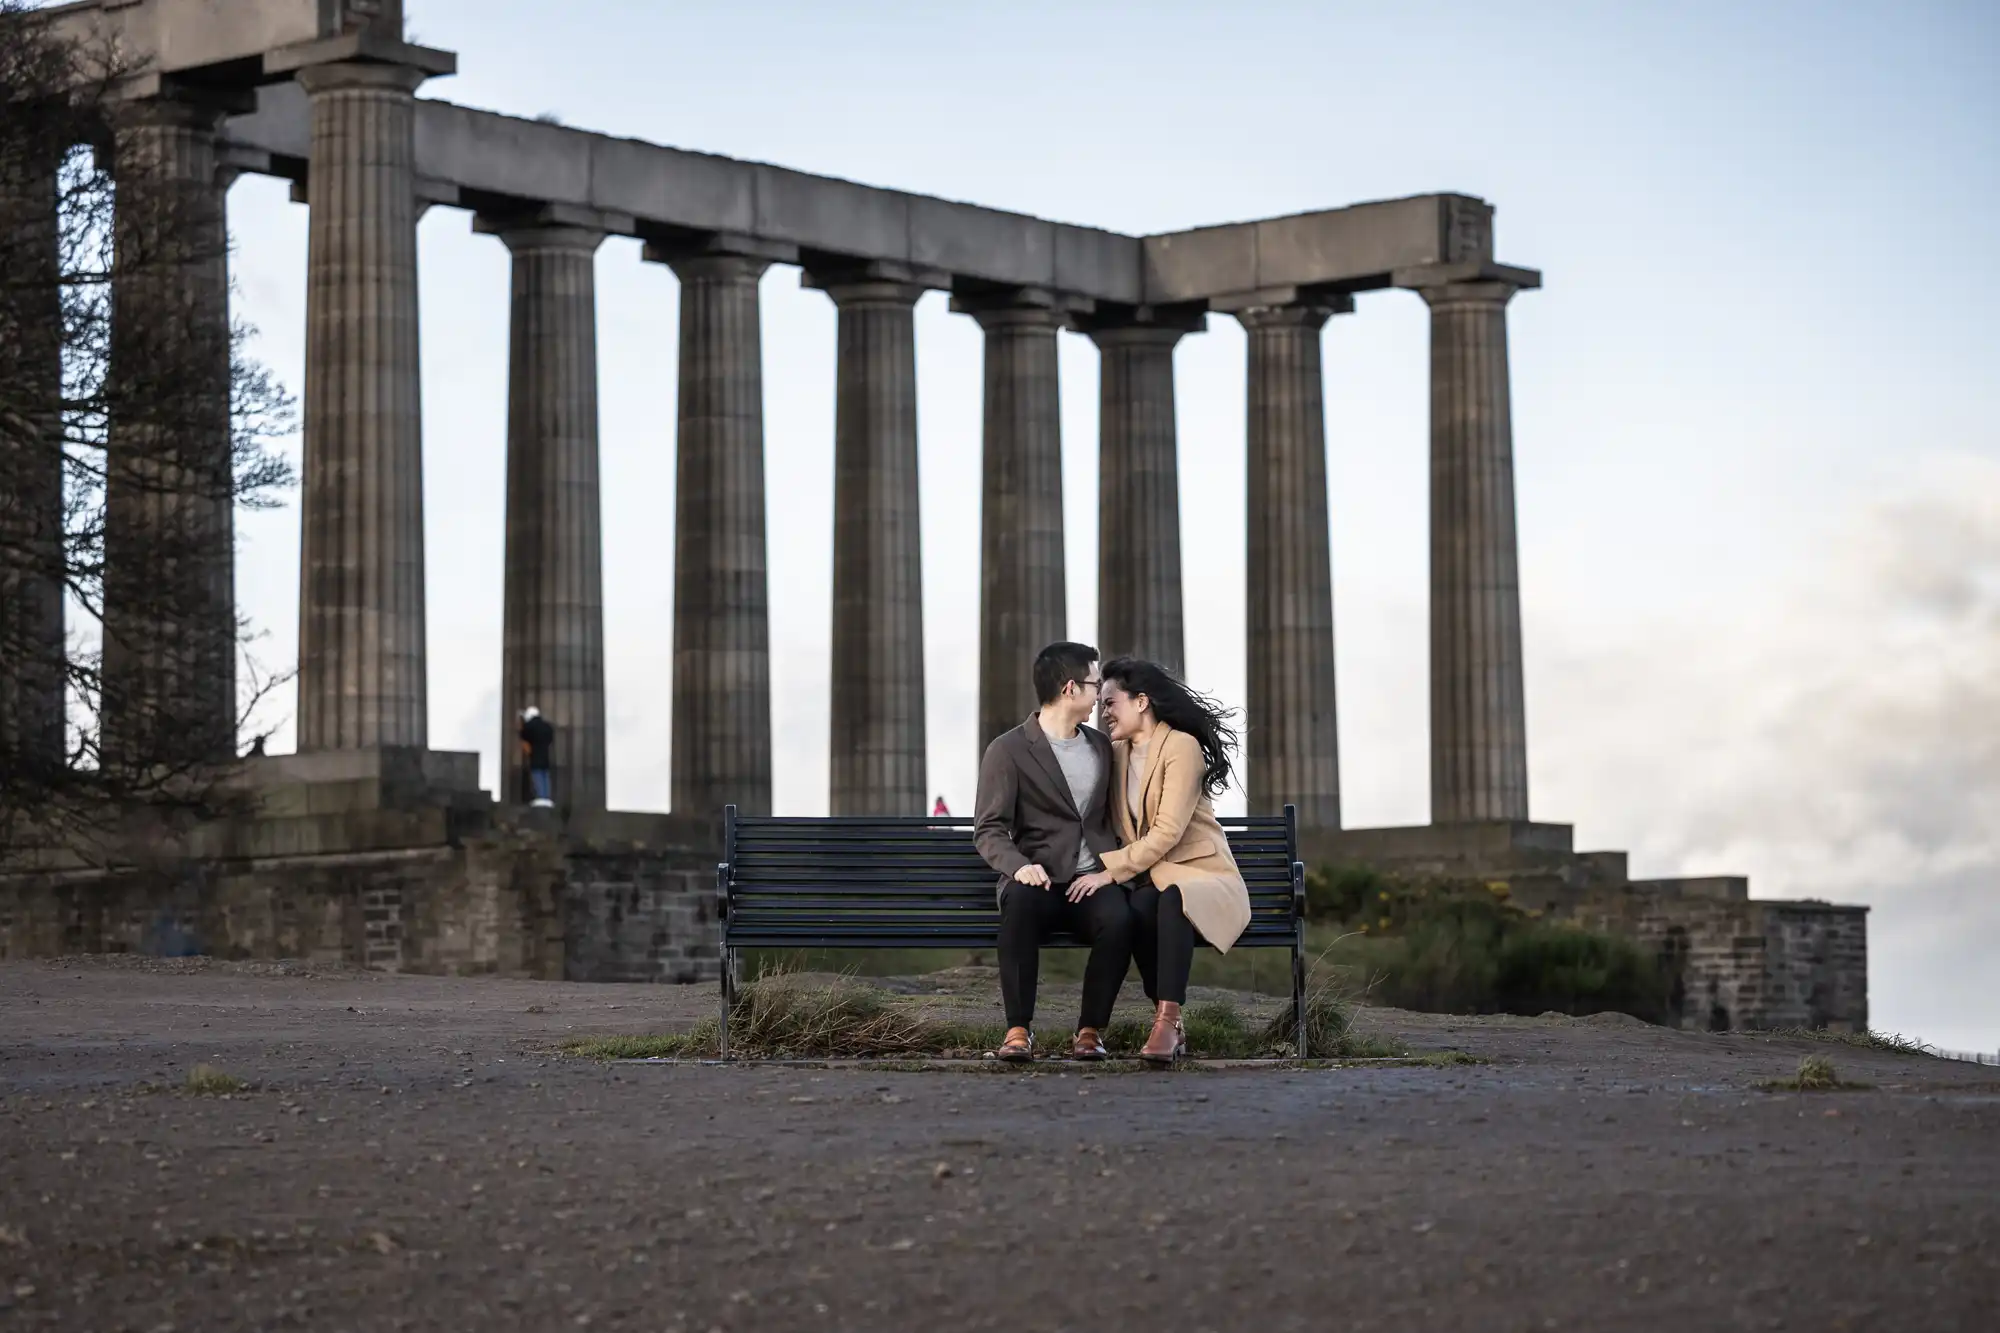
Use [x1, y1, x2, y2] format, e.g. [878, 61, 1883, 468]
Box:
[1420, 278, 1530, 822]
[489, 220, 607, 811]
[1089, 318, 1199, 673]
[957, 295, 1066, 750]
[100, 99, 236, 771]
[809, 271, 927, 815]
[1237, 299, 1350, 828]
[0, 143, 66, 776]
[660, 250, 773, 818]
[294, 61, 430, 751]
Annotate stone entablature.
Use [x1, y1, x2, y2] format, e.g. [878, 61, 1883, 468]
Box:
[45, 2, 1517, 310]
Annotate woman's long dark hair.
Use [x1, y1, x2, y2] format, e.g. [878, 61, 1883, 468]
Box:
[1100, 657, 1240, 797]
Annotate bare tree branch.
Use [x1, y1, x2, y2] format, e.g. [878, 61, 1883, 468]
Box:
[1, 0, 298, 868]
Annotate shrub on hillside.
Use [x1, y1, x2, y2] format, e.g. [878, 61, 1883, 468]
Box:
[1309, 867, 1670, 1023]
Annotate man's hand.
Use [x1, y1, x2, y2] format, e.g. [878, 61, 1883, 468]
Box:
[1013, 863, 1051, 889]
[1066, 870, 1115, 902]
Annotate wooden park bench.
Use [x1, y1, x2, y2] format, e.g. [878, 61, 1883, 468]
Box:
[715, 804, 1308, 1058]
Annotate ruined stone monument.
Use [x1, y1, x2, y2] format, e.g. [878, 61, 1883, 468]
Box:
[0, 0, 1866, 1030]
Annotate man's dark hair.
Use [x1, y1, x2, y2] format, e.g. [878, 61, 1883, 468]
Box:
[1032, 642, 1099, 706]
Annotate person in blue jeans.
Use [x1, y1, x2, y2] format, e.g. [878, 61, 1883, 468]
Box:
[518, 706, 556, 807]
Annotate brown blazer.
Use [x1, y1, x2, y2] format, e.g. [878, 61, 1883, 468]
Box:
[1100, 721, 1252, 952]
[972, 714, 1121, 899]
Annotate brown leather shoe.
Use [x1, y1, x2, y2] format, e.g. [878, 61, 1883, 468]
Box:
[1072, 1027, 1108, 1061]
[995, 1026, 1034, 1063]
[1139, 1011, 1185, 1065]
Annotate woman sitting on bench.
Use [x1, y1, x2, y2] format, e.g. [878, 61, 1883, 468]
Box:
[1081, 658, 1251, 1065]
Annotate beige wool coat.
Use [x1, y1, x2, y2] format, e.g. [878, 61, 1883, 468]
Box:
[1099, 722, 1252, 953]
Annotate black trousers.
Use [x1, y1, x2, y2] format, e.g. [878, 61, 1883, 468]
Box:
[997, 880, 1133, 1031]
[1128, 881, 1200, 1006]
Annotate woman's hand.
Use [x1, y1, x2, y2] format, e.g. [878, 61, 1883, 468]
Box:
[1066, 870, 1116, 902]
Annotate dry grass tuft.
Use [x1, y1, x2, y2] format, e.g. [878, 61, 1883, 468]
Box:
[1768, 1027, 1936, 1057]
[1259, 972, 1406, 1059]
[184, 1064, 244, 1095]
[566, 968, 1003, 1061]
[565, 966, 1412, 1063]
[1758, 1053, 1871, 1092]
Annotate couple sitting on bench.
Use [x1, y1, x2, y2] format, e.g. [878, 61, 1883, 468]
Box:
[973, 641, 1251, 1064]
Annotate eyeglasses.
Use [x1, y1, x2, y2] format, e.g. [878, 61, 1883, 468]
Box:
[1074, 677, 1102, 694]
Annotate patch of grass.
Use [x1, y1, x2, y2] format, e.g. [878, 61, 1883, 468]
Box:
[184, 1064, 244, 1095]
[1258, 975, 1408, 1058]
[567, 970, 1009, 1061]
[563, 1033, 708, 1060]
[1767, 1027, 1938, 1057]
[1411, 1049, 1487, 1067]
[1758, 1053, 1873, 1092]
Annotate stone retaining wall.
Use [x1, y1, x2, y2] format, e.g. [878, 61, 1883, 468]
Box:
[0, 813, 721, 984]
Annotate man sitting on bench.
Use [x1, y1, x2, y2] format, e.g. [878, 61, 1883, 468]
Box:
[973, 641, 1133, 1063]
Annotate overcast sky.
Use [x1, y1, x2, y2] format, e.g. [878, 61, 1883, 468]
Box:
[210, 1, 1998, 1051]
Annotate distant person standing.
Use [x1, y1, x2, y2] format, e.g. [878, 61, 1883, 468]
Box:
[932, 795, 951, 817]
[518, 706, 555, 807]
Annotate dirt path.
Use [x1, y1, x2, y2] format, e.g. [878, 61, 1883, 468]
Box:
[2, 958, 1996, 1331]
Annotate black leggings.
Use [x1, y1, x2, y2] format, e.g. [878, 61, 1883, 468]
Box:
[1128, 882, 1199, 1005]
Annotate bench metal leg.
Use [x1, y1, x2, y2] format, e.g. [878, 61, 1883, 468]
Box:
[1292, 931, 1308, 1060]
[718, 946, 734, 1060]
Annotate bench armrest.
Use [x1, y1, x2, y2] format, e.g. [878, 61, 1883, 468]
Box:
[1290, 860, 1306, 924]
[714, 861, 731, 921]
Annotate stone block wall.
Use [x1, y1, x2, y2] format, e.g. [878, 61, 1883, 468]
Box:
[1577, 888, 1868, 1033]
[0, 812, 719, 983]
[563, 853, 720, 984]
[1310, 819, 1869, 1033]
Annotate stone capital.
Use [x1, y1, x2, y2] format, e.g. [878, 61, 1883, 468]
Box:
[1393, 260, 1542, 307]
[106, 77, 254, 122]
[948, 284, 1090, 331]
[493, 223, 605, 257]
[658, 251, 771, 284]
[641, 229, 797, 268]
[801, 259, 944, 308]
[293, 61, 431, 97]
[267, 29, 456, 84]
[473, 205, 620, 255]
[1230, 297, 1352, 332]
[1074, 301, 1209, 348]
[953, 302, 1067, 334]
[1211, 286, 1355, 319]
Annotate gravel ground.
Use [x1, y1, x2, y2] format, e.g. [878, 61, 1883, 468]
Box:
[1, 957, 1996, 1332]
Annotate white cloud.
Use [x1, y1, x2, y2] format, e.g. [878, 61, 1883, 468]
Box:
[1534, 452, 2000, 1051]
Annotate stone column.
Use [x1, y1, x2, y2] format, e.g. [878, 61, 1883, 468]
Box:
[0, 142, 66, 776]
[294, 61, 431, 751]
[1236, 298, 1351, 828]
[1088, 317, 1200, 673]
[808, 269, 928, 815]
[487, 219, 608, 811]
[657, 249, 773, 819]
[100, 98, 237, 771]
[1418, 276, 1532, 822]
[956, 294, 1066, 750]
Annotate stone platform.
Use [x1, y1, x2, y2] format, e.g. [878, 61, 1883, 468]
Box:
[0, 750, 722, 984]
[0, 756, 1869, 1035]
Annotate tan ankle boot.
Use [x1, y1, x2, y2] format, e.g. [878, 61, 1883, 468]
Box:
[1140, 1003, 1184, 1065]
